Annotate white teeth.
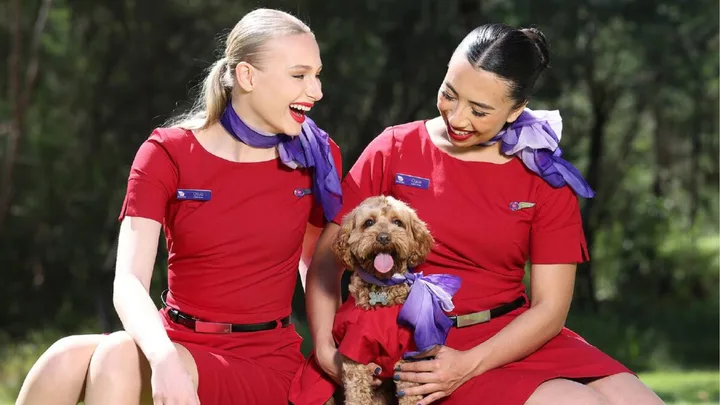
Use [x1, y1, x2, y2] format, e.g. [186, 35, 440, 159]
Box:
[453, 129, 472, 135]
[290, 104, 311, 112]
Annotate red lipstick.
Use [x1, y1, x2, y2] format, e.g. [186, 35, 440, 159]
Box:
[289, 102, 314, 124]
[446, 125, 475, 141]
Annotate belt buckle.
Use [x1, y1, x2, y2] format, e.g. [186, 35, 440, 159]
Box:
[194, 320, 232, 333]
[455, 310, 491, 328]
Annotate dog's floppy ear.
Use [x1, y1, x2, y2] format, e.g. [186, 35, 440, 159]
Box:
[331, 210, 357, 271]
[408, 215, 434, 268]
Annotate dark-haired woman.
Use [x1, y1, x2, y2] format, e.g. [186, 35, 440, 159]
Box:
[293, 24, 665, 405]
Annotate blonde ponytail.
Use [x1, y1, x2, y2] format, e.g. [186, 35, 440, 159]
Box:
[167, 58, 230, 130]
[166, 8, 312, 130]
[202, 58, 232, 128]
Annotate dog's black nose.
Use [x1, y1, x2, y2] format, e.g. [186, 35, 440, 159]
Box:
[376, 232, 391, 245]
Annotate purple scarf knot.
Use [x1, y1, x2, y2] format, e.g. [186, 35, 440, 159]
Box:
[219, 103, 342, 221]
[482, 109, 595, 199]
[356, 270, 462, 358]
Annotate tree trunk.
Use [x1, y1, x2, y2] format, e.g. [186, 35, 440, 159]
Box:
[578, 83, 609, 312]
[0, 0, 54, 231]
[688, 85, 702, 232]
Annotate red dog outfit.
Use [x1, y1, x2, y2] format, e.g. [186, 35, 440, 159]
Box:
[334, 296, 416, 378]
[291, 257, 461, 405]
[289, 295, 415, 405]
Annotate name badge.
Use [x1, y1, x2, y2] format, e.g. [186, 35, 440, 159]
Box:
[176, 189, 211, 201]
[394, 173, 430, 190]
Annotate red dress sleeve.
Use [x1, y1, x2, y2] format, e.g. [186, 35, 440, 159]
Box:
[331, 128, 396, 224]
[118, 129, 179, 223]
[530, 183, 590, 264]
[309, 138, 344, 227]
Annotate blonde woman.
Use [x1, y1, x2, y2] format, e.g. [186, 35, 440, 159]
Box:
[15, 8, 342, 405]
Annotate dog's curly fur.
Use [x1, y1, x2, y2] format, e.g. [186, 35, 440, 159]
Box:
[330, 195, 434, 405]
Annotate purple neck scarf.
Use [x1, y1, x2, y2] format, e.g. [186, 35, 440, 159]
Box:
[357, 270, 462, 358]
[219, 102, 342, 221]
[482, 108, 595, 199]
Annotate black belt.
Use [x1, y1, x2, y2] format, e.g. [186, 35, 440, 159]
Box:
[449, 296, 526, 328]
[161, 290, 290, 333]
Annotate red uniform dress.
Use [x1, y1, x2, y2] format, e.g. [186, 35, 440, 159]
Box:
[328, 121, 630, 404]
[118, 127, 342, 404]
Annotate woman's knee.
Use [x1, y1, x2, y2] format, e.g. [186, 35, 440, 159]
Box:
[24, 335, 103, 383]
[15, 334, 104, 405]
[588, 373, 665, 405]
[33, 334, 104, 378]
[85, 331, 197, 393]
[88, 331, 147, 381]
[525, 378, 609, 405]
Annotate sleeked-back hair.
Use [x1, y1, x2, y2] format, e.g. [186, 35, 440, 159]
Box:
[167, 8, 312, 130]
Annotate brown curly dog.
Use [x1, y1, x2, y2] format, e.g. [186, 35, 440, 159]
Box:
[330, 195, 434, 405]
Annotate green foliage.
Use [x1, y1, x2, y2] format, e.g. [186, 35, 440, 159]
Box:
[0, 326, 96, 403]
[640, 371, 720, 405]
[566, 298, 719, 372]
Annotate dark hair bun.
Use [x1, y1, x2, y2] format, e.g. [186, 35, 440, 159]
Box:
[521, 27, 550, 69]
[458, 23, 551, 106]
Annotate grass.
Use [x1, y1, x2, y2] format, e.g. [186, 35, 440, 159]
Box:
[639, 370, 719, 405]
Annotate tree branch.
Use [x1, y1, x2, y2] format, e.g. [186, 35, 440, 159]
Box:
[595, 88, 652, 226]
[0, 0, 54, 231]
[19, 0, 53, 115]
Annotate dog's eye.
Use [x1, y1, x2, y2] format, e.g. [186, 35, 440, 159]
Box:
[363, 219, 375, 227]
[392, 219, 404, 228]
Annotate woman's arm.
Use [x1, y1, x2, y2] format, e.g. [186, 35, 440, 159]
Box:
[113, 216, 176, 364]
[305, 223, 344, 380]
[467, 263, 576, 374]
[299, 223, 324, 290]
[396, 263, 576, 403]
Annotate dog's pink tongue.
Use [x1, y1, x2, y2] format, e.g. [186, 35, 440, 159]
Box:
[373, 254, 394, 273]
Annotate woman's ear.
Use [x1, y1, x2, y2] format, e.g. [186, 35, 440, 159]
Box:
[234, 62, 256, 92]
[507, 101, 528, 123]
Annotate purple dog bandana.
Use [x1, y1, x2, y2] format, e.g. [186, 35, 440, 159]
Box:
[219, 101, 343, 221]
[482, 109, 595, 199]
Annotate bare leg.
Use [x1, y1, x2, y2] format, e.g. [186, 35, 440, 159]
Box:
[15, 334, 105, 405]
[525, 378, 609, 405]
[83, 331, 198, 405]
[588, 373, 666, 405]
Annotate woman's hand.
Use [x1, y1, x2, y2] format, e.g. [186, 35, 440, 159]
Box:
[316, 343, 343, 385]
[316, 344, 384, 388]
[148, 347, 200, 405]
[394, 346, 480, 405]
